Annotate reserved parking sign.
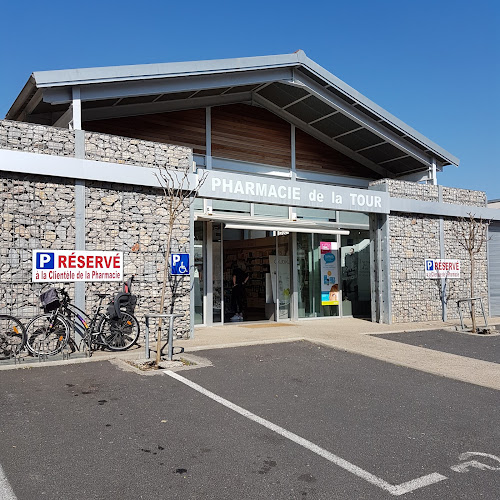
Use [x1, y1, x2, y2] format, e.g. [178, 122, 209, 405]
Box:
[425, 259, 460, 279]
[32, 250, 123, 282]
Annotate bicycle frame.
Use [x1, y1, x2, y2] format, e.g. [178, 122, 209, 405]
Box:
[57, 293, 108, 353]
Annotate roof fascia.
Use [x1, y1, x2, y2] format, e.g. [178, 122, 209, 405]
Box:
[32, 53, 302, 88]
[297, 53, 459, 167]
[5, 76, 36, 120]
[42, 67, 294, 104]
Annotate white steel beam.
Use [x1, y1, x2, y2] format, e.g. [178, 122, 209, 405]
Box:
[53, 105, 74, 128]
[288, 74, 434, 168]
[82, 92, 252, 122]
[253, 93, 394, 178]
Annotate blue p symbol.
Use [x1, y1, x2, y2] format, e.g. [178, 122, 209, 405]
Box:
[426, 260, 434, 271]
[36, 252, 54, 269]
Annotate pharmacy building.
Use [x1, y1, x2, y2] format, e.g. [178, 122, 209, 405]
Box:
[1, 51, 499, 337]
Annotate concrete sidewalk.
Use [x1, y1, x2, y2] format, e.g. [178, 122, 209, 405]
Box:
[2, 317, 499, 391]
[174, 317, 500, 391]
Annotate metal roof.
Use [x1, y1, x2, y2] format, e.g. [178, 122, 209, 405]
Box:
[5, 51, 459, 177]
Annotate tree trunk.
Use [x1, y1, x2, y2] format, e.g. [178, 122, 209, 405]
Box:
[156, 222, 173, 368]
[470, 250, 476, 333]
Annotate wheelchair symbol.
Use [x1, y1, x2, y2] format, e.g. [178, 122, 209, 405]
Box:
[171, 254, 190, 275]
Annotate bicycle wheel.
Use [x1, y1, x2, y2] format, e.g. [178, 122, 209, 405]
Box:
[0, 315, 26, 359]
[98, 312, 140, 351]
[25, 314, 70, 356]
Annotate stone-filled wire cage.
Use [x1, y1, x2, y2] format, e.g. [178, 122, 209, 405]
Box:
[0, 172, 77, 322]
[85, 181, 191, 337]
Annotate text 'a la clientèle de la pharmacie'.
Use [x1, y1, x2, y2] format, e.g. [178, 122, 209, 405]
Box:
[210, 178, 383, 209]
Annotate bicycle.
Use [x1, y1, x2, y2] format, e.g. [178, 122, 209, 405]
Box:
[0, 314, 26, 359]
[25, 283, 140, 357]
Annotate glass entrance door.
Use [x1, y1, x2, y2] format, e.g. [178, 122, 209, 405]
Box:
[297, 233, 340, 318]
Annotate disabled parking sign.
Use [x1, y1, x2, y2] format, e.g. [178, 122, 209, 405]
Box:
[171, 253, 190, 275]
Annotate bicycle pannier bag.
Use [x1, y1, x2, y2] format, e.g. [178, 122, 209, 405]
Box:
[40, 288, 60, 312]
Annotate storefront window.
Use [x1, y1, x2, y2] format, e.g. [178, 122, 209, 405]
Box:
[341, 230, 371, 317]
[275, 233, 291, 320]
[213, 223, 222, 323]
[194, 221, 204, 325]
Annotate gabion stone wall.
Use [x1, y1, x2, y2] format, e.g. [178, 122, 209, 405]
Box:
[372, 179, 489, 323]
[0, 171, 77, 321]
[443, 217, 489, 320]
[0, 119, 192, 337]
[85, 131, 191, 170]
[85, 181, 191, 337]
[0, 120, 75, 157]
[371, 179, 439, 202]
[388, 213, 442, 322]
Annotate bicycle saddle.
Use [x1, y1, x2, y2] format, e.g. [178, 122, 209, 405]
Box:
[96, 293, 107, 298]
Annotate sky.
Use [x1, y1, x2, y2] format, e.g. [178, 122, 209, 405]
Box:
[1, 0, 499, 199]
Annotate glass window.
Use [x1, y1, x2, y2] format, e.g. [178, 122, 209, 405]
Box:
[254, 203, 289, 218]
[338, 211, 369, 225]
[212, 199, 251, 214]
[193, 197, 204, 210]
[341, 230, 371, 318]
[213, 223, 222, 323]
[276, 233, 291, 320]
[296, 207, 336, 222]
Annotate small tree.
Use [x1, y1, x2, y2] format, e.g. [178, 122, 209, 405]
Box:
[154, 164, 207, 367]
[453, 213, 490, 333]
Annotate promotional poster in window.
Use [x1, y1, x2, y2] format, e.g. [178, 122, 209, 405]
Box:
[320, 242, 339, 305]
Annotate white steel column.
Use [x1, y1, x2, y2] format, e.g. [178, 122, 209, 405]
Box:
[189, 198, 195, 337]
[291, 232, 298, 321]
[291, 124, 297, 181]
[337, 232, 342, 318]
[220, 224, 225, 324]
[206, 107, 212, 169]
[429, 157, 437, 186]
[275, 235, 279, 321]
[72, 87, 82, 131]
[73, 87, 85, 322]
[206, 221, 214, 326]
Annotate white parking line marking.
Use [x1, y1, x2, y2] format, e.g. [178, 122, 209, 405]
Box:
[0, 464, 17, 500]
[164, 370, 447, 496]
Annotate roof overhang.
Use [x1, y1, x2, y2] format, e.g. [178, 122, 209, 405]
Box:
[5, 51, 459, 178]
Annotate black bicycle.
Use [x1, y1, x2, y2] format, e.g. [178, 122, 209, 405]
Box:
[0, 314, 26, 359]
[25, 283, 140, 357]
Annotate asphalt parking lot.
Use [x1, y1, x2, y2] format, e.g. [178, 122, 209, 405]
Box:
[0, 341, 499, 499]
[372, 328, 500, 364]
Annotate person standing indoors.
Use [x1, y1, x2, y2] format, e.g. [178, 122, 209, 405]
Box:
[230, 263, 249, 321]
